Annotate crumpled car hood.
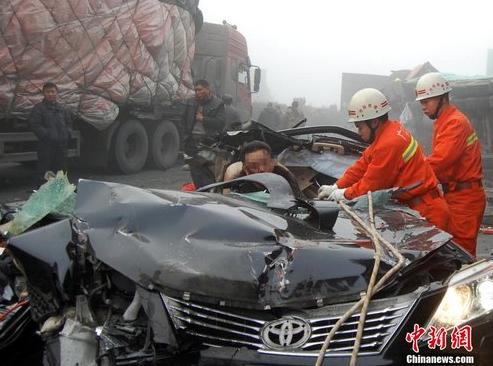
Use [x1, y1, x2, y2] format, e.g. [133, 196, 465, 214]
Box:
[57, 179, 450, 309]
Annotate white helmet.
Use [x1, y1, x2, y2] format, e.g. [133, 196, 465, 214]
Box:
[348, 88, 391, 123]
[415, 72, 452, 101]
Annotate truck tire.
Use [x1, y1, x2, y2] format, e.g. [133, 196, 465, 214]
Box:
[150, 121, 180, 169]
[112, 119, 149, 174]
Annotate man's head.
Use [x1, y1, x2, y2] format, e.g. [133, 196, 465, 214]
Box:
[348, 88, 391, 142]
[194, 79, 211, 102]
[415, 72, 451, 120]
[353, 116, 387, 142]
[241, 140, 275, 175]
[42, 81, 58, 103]
[291, 100, 299, 108]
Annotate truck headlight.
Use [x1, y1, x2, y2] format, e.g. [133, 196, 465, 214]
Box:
[426, 261, 493, 332]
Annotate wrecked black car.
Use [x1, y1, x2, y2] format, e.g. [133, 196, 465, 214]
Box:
[2, 165, 493, 365]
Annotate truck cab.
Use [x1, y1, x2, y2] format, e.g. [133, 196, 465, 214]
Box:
[193, 21, 260, 122]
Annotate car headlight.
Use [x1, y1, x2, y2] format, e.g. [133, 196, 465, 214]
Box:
[426, 260, 493, 333]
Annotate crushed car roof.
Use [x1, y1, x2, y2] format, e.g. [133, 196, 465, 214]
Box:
[53, 178, 452, 309]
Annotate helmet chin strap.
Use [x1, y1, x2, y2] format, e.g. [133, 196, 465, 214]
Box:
[429, 95, 445, 120]
[365, 120, 378, 143]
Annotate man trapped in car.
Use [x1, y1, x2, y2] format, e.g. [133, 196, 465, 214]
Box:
[415, 72, 485, 257]
[318, 88, 449, 231]
[223, 140, 303, 197]
[180, 79, 225, 188]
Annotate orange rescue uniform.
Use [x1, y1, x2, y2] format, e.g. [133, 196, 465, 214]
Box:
[427, 105, 486, 257]
[337, 121, 449, 231]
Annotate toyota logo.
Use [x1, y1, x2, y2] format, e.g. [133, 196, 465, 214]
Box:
[261, 317, 311, 350]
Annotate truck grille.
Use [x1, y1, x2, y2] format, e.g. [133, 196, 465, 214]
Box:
[161, 294, 413, 357]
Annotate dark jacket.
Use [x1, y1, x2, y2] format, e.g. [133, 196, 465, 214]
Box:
[181, 95, 225, 142]
[30, 101, 72, 145]
[258, 105, 282, 130]
[224, 105, 242, 130]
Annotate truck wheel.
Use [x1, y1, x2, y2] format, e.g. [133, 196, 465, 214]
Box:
[150, 121, 180, 169]
[112, 119, 149, 174]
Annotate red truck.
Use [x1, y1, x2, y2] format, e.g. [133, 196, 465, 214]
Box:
[194, 21, 261, 123]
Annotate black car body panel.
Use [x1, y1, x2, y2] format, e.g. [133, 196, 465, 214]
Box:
[17, 178, 453, 311]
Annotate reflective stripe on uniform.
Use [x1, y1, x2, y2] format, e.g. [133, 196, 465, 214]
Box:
[402, 136, 418, 163]
[466, 132, 478, 147]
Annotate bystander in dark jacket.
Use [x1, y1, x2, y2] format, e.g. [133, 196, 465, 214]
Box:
[283, 100, 304, 128]
[180, 79, 224, 188]
[258, 103, 282, 130]
[30, 82, 73, 188]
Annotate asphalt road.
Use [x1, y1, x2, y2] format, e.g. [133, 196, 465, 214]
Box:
[1, 160, 491, 258]
[0, 158, 191, 203]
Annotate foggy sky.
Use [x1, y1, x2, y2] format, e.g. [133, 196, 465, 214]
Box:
[199, 0, 493, 108]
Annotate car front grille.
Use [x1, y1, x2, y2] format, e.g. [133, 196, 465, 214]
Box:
[161, 294, 415, 357]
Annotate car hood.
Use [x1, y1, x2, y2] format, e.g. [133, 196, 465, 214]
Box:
[9, 179, 453, 309]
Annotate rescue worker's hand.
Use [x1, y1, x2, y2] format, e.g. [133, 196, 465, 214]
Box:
[317, 184, 338, 200]
[328, 188, 347, 202]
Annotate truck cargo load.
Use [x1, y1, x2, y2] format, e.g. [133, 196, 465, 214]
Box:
[0, 0, 199, 128]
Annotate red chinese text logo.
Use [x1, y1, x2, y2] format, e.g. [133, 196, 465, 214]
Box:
[405, 324, 472, 353]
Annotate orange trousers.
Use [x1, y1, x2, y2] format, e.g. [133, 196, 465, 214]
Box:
[445, 186, 486, 257]
[411, 194, 450, 232]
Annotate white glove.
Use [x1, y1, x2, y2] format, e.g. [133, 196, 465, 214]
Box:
[328, 188, 347, 202]
[318, 184, 338, 200]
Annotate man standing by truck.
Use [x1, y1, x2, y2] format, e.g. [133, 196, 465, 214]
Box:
[181, 79, 225, 188]
[283, 100, 304, 129]
[30, 82, 73, 189]
[415, 72, 486, 257]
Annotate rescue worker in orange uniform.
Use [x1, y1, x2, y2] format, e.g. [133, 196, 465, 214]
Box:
[318, 88, 449, 231]
[415, 72, 486, 257]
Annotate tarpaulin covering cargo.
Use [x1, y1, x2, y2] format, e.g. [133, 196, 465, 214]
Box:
[0, 0, 200, 129]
